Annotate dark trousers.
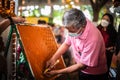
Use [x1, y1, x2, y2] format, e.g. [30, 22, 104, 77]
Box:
[116, 60, 120, 80]
[79, 71, 109, 80]
[106, 50, 114, 70]
[106, 50, 114, 77]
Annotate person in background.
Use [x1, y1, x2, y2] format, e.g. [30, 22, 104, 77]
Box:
[48, 23, 61, 43]
[37, 20, 46, 24]
[0, 16, 25, 80]
[44, 8, 108, 80]
[97, 13, 117, 77]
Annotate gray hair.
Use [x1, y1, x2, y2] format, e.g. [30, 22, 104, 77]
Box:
[62, 8, 86, 28]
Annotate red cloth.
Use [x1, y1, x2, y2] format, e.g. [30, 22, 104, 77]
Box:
[100, 30, 110, 47]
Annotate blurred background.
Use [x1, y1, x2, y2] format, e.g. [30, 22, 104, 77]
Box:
[0, 0, 119, 27]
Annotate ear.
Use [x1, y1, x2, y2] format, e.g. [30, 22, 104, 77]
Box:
[72, 26, 79, 30]
[72, 26, 76, 29]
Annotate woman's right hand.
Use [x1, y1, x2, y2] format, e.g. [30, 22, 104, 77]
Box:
[46, 58, 56, 69]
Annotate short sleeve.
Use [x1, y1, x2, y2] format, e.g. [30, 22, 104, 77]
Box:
[80, 40, 100, 67]
[64, 36, 71, 46]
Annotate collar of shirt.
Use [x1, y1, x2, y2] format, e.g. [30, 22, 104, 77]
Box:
[75, 19, 90, 40]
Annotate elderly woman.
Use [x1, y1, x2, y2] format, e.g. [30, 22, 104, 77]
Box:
[44, 8, 108, 80]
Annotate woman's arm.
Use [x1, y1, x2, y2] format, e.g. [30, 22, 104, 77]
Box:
[0, 19, 10, 34]
[45, 62, 87, 77]
[0, 17, 25, 34]
[57, 62, 86, 74]
[51, 42, 70, 61]
[46, 42, 70, 69]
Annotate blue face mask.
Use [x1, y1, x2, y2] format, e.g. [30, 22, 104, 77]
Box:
[69, 33, 78, 37]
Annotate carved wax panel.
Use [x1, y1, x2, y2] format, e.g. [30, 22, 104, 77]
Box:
[16, 25, 66, 80]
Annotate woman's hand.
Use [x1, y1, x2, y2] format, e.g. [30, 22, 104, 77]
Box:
[46, 58, 56, 69]
[12, 17, 25, 23]
[44, 70, 59, 78]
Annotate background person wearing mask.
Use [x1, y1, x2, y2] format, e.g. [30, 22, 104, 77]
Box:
[97, 13, 117, 77]
[44, 8, 108, 80]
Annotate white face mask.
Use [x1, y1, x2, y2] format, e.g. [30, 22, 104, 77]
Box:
[101, 19, 109, 27]
[68, 28, 83, 37]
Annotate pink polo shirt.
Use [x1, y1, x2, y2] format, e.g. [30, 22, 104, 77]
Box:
[64, 19, 107, 75]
